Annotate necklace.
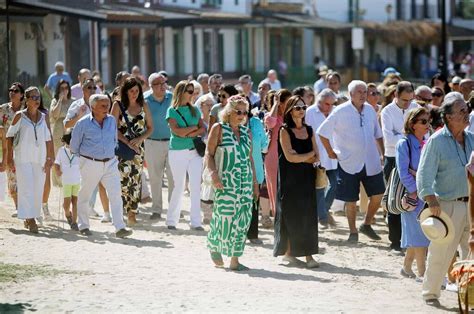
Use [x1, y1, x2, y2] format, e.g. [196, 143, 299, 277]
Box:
[64, 148, 75, 168]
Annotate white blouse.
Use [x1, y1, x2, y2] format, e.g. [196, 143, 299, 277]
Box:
[6, 111, 51, 164]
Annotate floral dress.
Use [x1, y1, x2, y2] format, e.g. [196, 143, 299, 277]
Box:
[207, 123, 253, 257]
[118, 108, 146, 213]
[0, 102, 20, 200]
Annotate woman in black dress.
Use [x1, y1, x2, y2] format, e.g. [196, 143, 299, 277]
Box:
[274, 95, 320, 268]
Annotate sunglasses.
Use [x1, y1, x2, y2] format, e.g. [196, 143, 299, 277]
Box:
[293, 105, 307, 111]
[432, 92, 443, 97]
[417, 97, 432, 103]
[85, 86, 97, 90]
[233, 109, 248, 116]
[416, 118, 430, 125]
[186, 89, 194, 95]
[152, 82, 167, 87]
[369, 91, 380, 96]
[9, 88, 20, 93]
[218, 94, 227, 99]
[28, 95, 41, 101]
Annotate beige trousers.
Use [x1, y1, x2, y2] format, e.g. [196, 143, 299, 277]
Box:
[422, 199, 470, 300]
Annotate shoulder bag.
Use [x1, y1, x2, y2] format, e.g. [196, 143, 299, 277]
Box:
[115, 102, 138, 161]
[175, 108, 206, 157]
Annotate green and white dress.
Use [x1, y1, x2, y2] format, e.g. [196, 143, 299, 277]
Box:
[207, 123, 253, 257]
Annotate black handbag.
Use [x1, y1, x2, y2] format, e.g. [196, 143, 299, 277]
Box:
[115, 102, 138, 161]
[175, 108, 206, 157]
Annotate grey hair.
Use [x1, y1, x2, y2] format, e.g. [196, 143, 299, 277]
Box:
[198, 94, 214, 109]
[191, 80, 203, 97]
[89, 94, 110, 107]
[197, 73, 209, 83]
[348, 80, 367, 94]
[317, 88, 337, 103]
[439, 92, 465, 125]
[24, 86, 40, 98]
[148, 72, 166, 86]
[415, 85, 431, 96]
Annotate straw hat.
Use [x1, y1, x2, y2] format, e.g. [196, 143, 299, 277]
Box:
[419, 207, 455, 244]
[318, 65, 329, 76]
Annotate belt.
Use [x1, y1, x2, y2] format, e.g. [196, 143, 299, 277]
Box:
[455, 197, 469, 202]
[81, 155, 113, 162]
[149, 138, 169, 141]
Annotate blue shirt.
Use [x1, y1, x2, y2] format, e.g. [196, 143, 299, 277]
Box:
[145, 91, 172, 140]
[45, 72, 73, 91]
[249, 117, 268, 184]
[396, 134, 422, 194]
[70, 113, 117, 159]
[417, 126, 474, 201]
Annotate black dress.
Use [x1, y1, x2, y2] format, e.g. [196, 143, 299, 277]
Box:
[273, 125, 318, 257]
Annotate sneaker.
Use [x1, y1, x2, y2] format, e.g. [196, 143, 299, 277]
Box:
[167, 226, 177, 230]
[116, 228, 133, 238]
[80, 228, 92, 236]
[359, 224, 381, 240]
[425, 299, 440, 307]
[11, 212, 17, 218]
[101, 212, 112, 223]
[445, 282, 458, 292]
[415, 276, 424, 283]
[150, 213, 161, 220]
[42, 204, 53, 221]
[347, 233, 359, 243]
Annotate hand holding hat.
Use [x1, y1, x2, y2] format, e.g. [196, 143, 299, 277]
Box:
[419, 206, 455, 244]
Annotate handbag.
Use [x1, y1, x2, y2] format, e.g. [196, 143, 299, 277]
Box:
[315, 165, 328, 189]
[201, 124, 223, 201]
[452, 259, 474, 313]
[381, 137, 413, 215]
[115, 102, 138, 161]
[175, 108, 206, 157]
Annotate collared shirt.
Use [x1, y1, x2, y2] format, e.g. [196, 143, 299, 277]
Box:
[381, 100, 418, 157]
[262, 78, 281, 91]
[70, 83, 101, 100]
[70, 113, 117, 159]
[248, 91, 260, 106]
[45, 72, 72, 91]
[396, 134, 422, 194]
[305, 104, 337, 170]
[313, 78, 327, 94]
[417, 126, 474, 201]
[145, 91, 172, 140]
[317, 101, 383, 175]
[64, 98, 90, 127]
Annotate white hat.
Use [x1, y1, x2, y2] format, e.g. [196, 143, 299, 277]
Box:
[419, 208, 454, 244]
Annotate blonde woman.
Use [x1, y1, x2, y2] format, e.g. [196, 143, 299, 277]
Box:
[206, 95, 258, 270]
[166, 80, 206, 230]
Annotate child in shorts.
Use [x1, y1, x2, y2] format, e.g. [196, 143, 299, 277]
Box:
[54, 131, 80, 231]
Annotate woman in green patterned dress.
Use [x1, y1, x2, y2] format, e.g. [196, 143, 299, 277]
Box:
[206, 95, 259, 271]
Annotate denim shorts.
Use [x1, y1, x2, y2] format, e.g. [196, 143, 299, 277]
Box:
[335, 165, 385, 202]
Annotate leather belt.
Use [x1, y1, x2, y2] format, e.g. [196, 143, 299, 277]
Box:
[455, 197, 469, 202]
[81, 155, 113, 162]
[149, 138, 169, 141]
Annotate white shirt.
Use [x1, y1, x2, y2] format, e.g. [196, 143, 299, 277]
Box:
[64, 98, 91, 127]
[381, 100, 419, 157]
[305, 104, 337, 170]
[6, 111, 51, 164]
[248, 91, 260, 106]
[54, 146, 80, 185]
[317, 101, 383, 175]
[467, 112, 474, 133]
[262, 78, 281, 91]
[70, 84, 101, 100]
[313, 78, 327, 94]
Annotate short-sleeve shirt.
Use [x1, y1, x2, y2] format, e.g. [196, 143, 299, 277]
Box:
[45, 72, 73, 91]
[210, 103, 225, 122]
[54, 146, 80, 185]
[64, 98, 90, 127]
[166, 105, 201, 150]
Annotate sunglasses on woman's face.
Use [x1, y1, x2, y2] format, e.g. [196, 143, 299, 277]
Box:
[86, 86, 97, 90]
[233, 109, 248, 116]
[369, 91, 380, 96]
[186, 89, 194, 95]
[9, 88, 20, 93]
[218, 94, 227, 99]
[28, 95, 41, 101]
[293, 105, 307, 111]
[432, 92, 443, 98]
[416, 118, 430, 125]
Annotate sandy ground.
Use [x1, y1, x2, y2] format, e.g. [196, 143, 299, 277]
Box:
[0, 179, 460, 313]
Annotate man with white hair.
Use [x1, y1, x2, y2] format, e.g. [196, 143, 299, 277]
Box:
[238, 74, 260, 106]
[262, 69, 281, 90]
[144, 72, 174, 220]
[305, 88, 338, 228]
[44, 61, 72, 98]
[197, 73, 210, 95]
[317, 80, 385, 242]
[415, 85, 433, 109]
[417, 92, 473, 306]
[70, 94, 132, 238]
[70, 68, 101, 100]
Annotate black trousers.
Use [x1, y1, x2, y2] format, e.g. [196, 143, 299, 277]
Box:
[384, 156, 401, 249]
[247, 199, 259, 240]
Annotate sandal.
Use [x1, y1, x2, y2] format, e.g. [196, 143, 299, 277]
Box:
[210, 251, 224, 267]
[28, 219, 39, 234]
[66, 215, 73, 227]
[230, 264, 250, 271]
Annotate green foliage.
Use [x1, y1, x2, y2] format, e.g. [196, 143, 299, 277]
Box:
[0, 262, 87, 283]
[463, 1, 474, 19]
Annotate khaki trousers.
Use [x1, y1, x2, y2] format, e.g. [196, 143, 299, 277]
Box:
[422, 199, 470, 300]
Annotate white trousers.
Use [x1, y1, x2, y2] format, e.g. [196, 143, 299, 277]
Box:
[422, 200, 470, 300]
[16, 162, 45, 219]
[167, 149, 202, 227]
[77, 157, 126, 231]
[145, 140, 174, 214]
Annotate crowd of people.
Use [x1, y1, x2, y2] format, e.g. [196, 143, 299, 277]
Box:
[1, 60, 474, 306]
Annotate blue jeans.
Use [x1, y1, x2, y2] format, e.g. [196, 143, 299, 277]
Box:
[316, 188, 326, 221]
[317, 169, 338, 222]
